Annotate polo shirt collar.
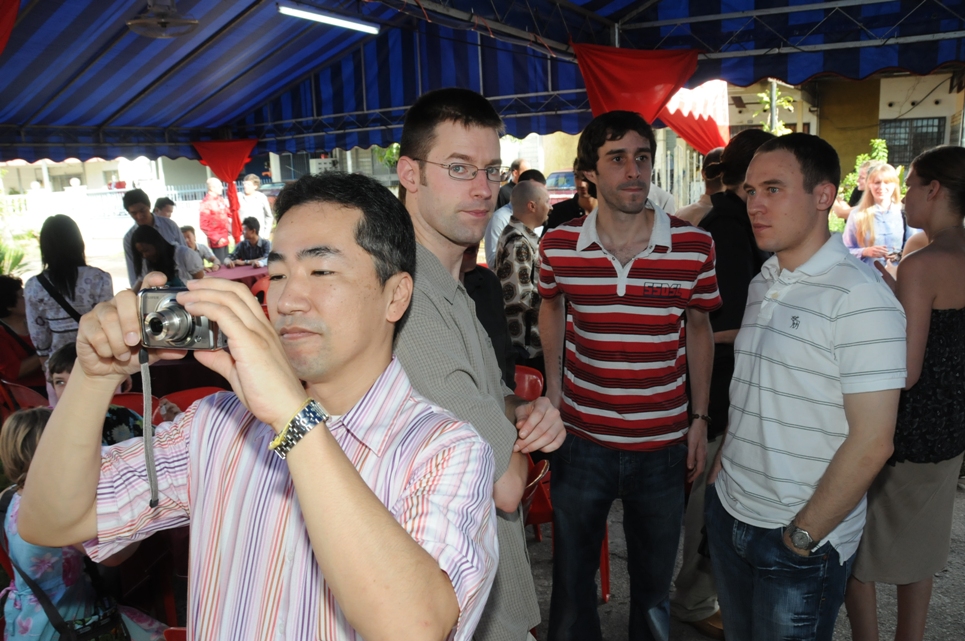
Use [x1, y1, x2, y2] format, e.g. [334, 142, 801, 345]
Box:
[761, 233, 849, 283]
[415, 242, 460, 303]
[331, 356, 409, 456]
[575, 202, 672, 253]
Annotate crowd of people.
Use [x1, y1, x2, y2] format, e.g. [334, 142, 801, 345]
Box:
[0, 86, 962, 641]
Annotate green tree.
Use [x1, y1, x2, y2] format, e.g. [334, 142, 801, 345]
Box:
[374, 143, 400, 170]
[754, 86, 795, 135]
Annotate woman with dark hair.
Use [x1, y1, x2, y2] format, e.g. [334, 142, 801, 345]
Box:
[845, 145, 965, 641]
[23, 215, 112, 366]
[670, 128, 775, 639]
[0, 276, 46, 396]
[130, 224, 204, 290]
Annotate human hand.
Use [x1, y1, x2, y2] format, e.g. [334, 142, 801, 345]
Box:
[862, 245, 889, 259]
[120, 375, 134, 393]
[76, 272, 185, 383]
[158, 398, 181, 422]
[514, 397, 566, 453]
[224, 260, 235, 269]
[686, 418, 707, 483]
[176, 278, 307, 431]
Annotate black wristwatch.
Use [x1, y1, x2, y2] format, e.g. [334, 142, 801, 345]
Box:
[787, 522, 818, 551]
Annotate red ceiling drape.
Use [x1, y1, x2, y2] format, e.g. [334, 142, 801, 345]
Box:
[192, 139, 257, 242]
[0, 0, 17, 57]
[572, 43, 698, 122]
[657, 80, 730, 155]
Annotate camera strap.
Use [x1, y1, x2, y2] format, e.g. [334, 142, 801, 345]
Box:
[140, 349, 159, 508]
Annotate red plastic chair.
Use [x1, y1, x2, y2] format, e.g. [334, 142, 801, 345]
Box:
[152, 386, 226, 424]
[2, 382, 48, 409]
[514, 365, 544, 402]
[164, 627, 186, 640]
[250, 275, 270, 317]
[110, 392, 159, 417]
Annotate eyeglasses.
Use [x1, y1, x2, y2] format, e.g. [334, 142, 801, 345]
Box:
[413, 158, 509, 183]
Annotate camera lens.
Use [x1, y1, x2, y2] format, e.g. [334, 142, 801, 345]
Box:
[144, 304, 193, 345]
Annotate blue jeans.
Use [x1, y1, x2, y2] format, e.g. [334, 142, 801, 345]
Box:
[548, 434, 686, 641]
[704, 487, 854, 641]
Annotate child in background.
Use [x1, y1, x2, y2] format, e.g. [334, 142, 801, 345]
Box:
[46, 344, 179, 446]
[181, 225, 220, 272]
[0, 407, 167, 640]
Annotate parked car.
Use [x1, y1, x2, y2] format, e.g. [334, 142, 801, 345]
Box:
[258, 181, 293, 208]
[545, 170, 575, 205]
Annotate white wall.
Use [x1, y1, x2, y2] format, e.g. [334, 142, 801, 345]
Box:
[878, 74, 964, 140]
[159, 156, 208, 186]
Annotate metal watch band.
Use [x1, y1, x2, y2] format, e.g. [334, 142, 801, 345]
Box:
[270, 400, 329, 460]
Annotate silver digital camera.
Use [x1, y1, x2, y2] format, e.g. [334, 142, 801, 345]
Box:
[139, 287, 227, 350]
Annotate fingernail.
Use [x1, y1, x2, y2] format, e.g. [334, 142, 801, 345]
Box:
[125, 332, 139, 345]
[118, 351, 130, 361]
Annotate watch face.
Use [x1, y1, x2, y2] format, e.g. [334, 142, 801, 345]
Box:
[790, 529, 812, 549]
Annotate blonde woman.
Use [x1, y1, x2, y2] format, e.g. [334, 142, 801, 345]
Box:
[843, 163, 913, 267]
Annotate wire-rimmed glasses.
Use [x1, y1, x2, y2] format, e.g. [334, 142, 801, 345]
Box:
[413, 158, 509, 183]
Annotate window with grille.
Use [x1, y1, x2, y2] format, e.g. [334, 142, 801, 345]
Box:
[878, 118, 946, 166]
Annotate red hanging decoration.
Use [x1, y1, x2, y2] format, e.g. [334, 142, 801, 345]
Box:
[572, 43, 698, 122]
[192, 140, 258, 243]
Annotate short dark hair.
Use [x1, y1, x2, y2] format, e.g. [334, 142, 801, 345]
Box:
[517, 169, 546, 185]
[755, 133, 840, 198]
[577, 111, 657, 175]
[0, 275, 22, 318]
[911, 145, 965, 217]
[122, 189, 151, 211]
[131, 224, 177, 282]
[153, 197, 175, 211]
[242, 217, 260, 234]
[47, 342, 77, 376]
[180, 225, 195, 234]
[399, 88, 504, 166]
[274, 173, 416, 333]
[274, 173, 415, 287]
[705, 130, 775, 187]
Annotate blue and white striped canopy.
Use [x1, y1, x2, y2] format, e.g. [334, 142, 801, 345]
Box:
[2, 0, 964, 162]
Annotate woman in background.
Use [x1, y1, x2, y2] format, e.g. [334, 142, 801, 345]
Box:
[24, 215, 112, 369]
[845, 146, 965, 641]
[0, 276, 45, 396]
[843, 163, 913, 270]
[131, 224, 204, 290]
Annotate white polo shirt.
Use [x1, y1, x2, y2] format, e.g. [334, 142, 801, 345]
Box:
[715, 234, 906, 562]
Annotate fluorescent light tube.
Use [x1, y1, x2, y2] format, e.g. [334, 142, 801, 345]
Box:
[277, 2, 379, 35]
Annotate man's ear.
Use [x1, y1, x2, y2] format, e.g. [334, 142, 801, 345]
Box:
[814, 181, 837, 213]
[385, 271, 414, 324]
[397, 157, 420, 195]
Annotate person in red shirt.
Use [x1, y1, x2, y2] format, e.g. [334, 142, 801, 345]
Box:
[199, 177, 231, 262]
[0, 276, 46, 396]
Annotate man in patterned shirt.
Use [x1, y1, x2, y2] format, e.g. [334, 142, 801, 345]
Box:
[19, 172, 499, 641]
[494, 180, 551, 373]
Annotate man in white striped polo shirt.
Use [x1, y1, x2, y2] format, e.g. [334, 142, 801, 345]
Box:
[539, 111, 720, 641]
[705, 133, 906, 641]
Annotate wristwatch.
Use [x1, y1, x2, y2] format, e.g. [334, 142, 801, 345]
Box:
[269, 399, 329, 460]
[787, 522, 818, 552]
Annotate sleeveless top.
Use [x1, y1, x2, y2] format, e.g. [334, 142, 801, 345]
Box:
[892, 307, 965, 463]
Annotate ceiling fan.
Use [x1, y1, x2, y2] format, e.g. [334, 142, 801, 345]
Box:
[127, 0, 200, 38]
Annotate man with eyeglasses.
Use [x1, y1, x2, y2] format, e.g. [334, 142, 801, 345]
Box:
[395, 87, 567, 641]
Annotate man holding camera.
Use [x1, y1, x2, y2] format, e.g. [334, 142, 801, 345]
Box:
[18, 173, 499, 641]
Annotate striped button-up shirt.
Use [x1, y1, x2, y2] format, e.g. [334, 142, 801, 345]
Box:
[85, 358, 498, 640]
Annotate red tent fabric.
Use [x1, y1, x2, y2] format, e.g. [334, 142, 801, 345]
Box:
[192, 140, 257, 242]
[572, 43, 698, 122]
[658, 80, 730, 155]
[0, 0, 16, 58]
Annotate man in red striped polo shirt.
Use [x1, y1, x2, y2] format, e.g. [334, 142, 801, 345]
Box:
[539, 111, 721, 641]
